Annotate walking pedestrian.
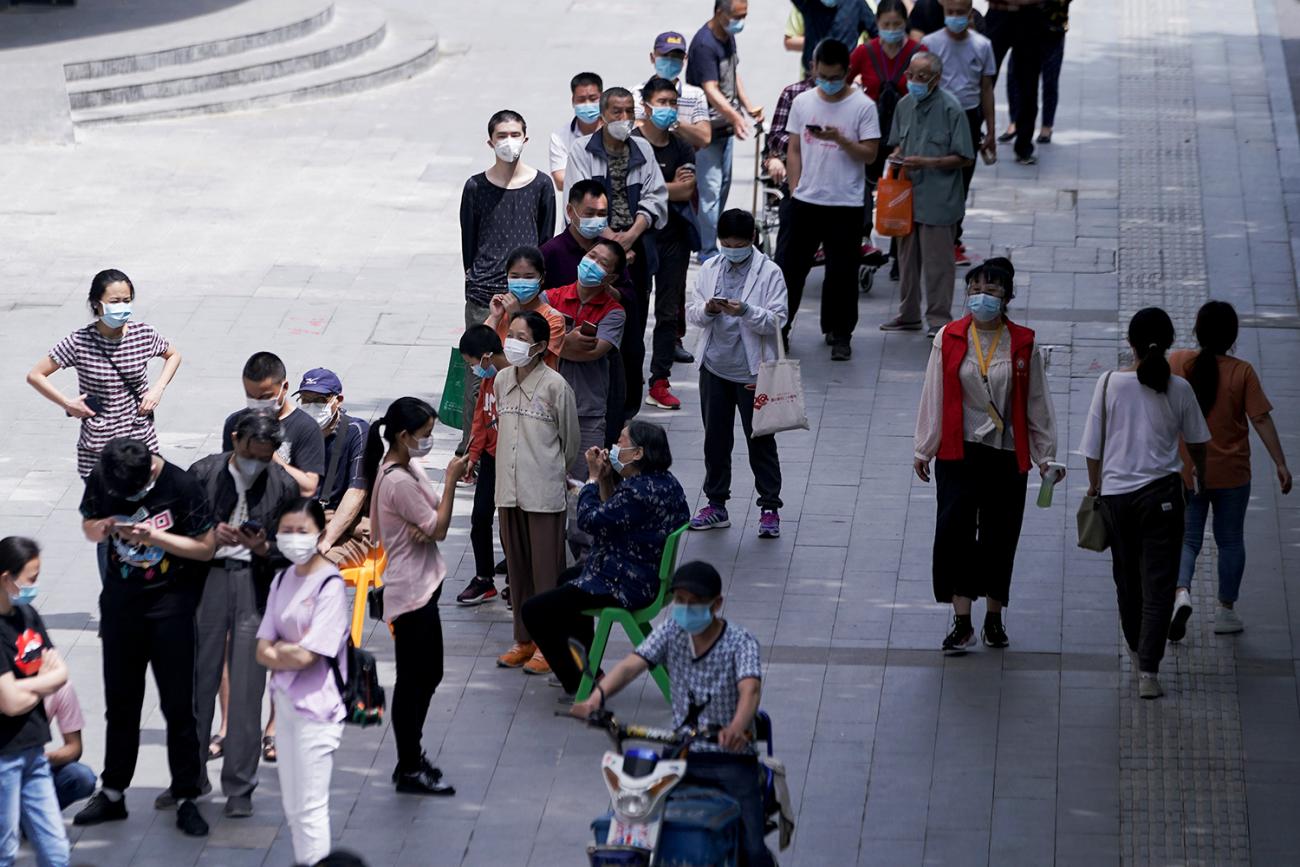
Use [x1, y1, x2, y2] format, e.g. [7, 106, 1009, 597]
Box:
[75, 438, 215, 836]
[687, 0, 765, 261]
[686, 210, 789, 540]
[256, 498, 350, 864]
[879, 51, 974, 338]
[985, 0, 1048, 164]
[550, 73, 604, 191]
[1168, 301, 1292, 639]
[364, 398, 466, 795]
[1080, 308, 1212, 699]
[780, 38, 880, 358]
[912, 259, 1058, 651]
[999, 0, 1069, 145]
[454, 326, 509, 607]
[790, 0, 877, 76]
[493, 312, 580, 674]
[0, 537, 71, 867]
[637, 32, 712, 150]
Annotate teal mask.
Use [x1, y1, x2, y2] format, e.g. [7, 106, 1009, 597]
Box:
[654, 57, 684, 79]
[672, 603, 714, 635]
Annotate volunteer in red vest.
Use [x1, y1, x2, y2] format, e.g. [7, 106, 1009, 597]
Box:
[911, 257, 1058, 653]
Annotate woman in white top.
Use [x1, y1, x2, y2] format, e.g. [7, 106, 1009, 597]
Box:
[1080, 307, 1211, 699]
[914, 259, 1058, 653]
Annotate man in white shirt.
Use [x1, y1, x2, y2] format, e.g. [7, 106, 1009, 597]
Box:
[634, 31, 713, 150]
[780, 37, 880, 360]
[549, 72, 604, 191]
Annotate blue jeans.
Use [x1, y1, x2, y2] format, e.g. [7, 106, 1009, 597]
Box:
[52, 762, 96, 810]
[695, 133, 734, 260]
[1178, 482, 1250, 603]
[0, 748, 70, 867]
[683, 753, 773, 867]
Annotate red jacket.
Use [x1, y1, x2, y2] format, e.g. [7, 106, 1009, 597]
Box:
[466, 373, 498, 463]
[938, 314, 1036, 474]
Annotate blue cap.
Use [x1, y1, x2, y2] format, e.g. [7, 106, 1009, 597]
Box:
[295, 368, 343, 396]
[654, 31, 687, 55]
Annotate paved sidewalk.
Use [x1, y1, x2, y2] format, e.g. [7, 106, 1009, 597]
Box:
[1, 0, 1298, 864]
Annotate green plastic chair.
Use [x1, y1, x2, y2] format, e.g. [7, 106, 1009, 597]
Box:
[575, 523, 689, 704]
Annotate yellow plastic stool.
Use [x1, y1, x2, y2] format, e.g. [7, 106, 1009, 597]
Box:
[340, 546, 387, 648]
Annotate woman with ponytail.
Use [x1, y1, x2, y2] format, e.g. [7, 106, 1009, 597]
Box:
[365, 397, 466, 796]
[1167, 301, 1291, 638]
[1080, 307, 1211, 699]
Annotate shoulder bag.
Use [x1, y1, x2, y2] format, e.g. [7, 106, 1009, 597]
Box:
[84, 325, 154, 419]
[1076, 371, 1112, 551]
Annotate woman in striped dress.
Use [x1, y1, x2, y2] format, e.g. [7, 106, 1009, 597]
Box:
[26, 269, 182, 478]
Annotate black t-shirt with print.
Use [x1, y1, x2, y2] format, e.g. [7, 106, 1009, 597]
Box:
[220, 407, 327, 478]
[634, 129, 696, 242]
[0, 605, 53, 755]
[80, 460, 217, 617]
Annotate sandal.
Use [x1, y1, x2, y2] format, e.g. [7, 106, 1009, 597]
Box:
[207, 735, 224, 761]
[261, 736, 277, 764]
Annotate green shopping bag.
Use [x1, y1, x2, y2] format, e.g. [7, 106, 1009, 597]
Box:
[437, 348, 466, 431]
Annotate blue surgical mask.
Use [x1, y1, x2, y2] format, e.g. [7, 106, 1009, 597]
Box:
[608, 443, 639, 474]
[650, 106, 679, 130]
[816, 77, 846, 96]
[672, 602, 714, 635]
[718, 244, 753, 264]
[577, 216, 608, 239]
[879, 28, 906, 45]
[507, 277, 541, 304]
[820, 0, 839, 6]
[100, 301, 132, 329]
[967, 293, 1004, 322]
[471, 360, 498, 380]
[725, 17, 745, 34]
[577, 257, 607, 287]
[945, 15, 969, 33]
[10, 585, 37, 606]
[574, 102, 601, 123]
[907, 81, 931, 100]
[654, 56, 684, 80]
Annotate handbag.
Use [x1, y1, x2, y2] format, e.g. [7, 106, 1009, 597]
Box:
[874, 161, 913, 237]
[751, 338, 809, 438]
[437, 347, 467, 430]
[1076, 371, 1112, 552]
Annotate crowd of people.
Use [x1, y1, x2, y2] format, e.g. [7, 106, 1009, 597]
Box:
[2, 1, 1292, 866]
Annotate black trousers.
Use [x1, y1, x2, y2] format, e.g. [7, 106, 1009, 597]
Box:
[469, 453, 497, 578]
[604, 348, 627, 448]
[1008, 29, 1065, 128]
[99, 598, 203, 798]
[520, 566, 619, 694]
[987, 6, 1047, 160]
[391, 587, 444, 772]
[1100, 474, 1185, 674]
[621, 237, 653, 415]
[700, 368, 783, 511]
[955, 107, 984, 246]
[683, 753, 774, 867]
[779, 198, 866, 341]
[932, 443, 1028, 605]
[650, 231, 691, 384]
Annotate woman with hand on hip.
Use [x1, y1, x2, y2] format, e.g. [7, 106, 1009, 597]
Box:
[914, 258, 1058, 653]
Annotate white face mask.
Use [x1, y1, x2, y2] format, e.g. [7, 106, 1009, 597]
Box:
[606, 120, 634, 142]
[247, 384, 284, 413]
[233, 454, 270, 479]
[277, 532, 318, 565]
[300, 400, 335, 429]
[503, 337, 538, 367]
[493, 137, 524, 162]
[407, 434, 434, 458]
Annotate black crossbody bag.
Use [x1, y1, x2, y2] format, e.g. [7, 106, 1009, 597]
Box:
[84, 325, 154, 419]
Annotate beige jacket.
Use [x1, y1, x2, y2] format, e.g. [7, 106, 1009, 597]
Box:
[493, 362, 580, 513]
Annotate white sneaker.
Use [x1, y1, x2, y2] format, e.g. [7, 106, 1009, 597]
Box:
[1139, 673, 1164, 699]
[1214, 606, 1244, 634]
[1168, 589, 1193, 643]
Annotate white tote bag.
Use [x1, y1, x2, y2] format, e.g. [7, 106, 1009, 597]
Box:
[751, 338, 809, 437]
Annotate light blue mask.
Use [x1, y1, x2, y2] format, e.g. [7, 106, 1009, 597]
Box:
[577, 257, 607, 287]
[471, 360, 498, 380]
[879, 28, 906, 45]
[124, 478, 156, 502]
[650, 106, 679, 130]
[967, 293, 1004, 322]
[816, 77, 846, 96]
[820, 0, 840, 5]
[907, 81, 931, 100]
[672, 603, 714, 635]
[945, 15, 969, 33]
[507, 277, 541, 304]
[654, 56, 684, 80]
[574, 102, 601, 123]
[100, 301, 132, 329]
[577, 216, 608, 239]
[9, 585, 37, 606]
[725, 18, 745, 34]
[608, 443, 636, 474]
[718, 244, 753, 264]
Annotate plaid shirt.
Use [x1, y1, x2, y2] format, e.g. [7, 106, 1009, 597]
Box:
[764, 78, 816, 163]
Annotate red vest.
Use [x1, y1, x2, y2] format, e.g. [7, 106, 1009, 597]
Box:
[938, 314, 1036, 474]
[544, 282, 624, 329]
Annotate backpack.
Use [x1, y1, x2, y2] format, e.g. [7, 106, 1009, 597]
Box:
[324, 575, 386, 727]
[866, 41, 920, 146]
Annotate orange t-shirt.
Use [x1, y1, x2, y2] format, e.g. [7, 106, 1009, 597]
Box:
[1169, 350, 1272, 489]
[494, 301, 565, 370]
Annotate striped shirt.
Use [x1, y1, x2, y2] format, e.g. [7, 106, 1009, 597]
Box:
[50, 323, 169, 478]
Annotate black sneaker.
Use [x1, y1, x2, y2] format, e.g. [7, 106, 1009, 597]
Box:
[941, 618, 976, 655]
[889, 260, 900, 282]
[74, 791, 128, 826]
[154, 778, 212, 810]
[177, 801, 209, 836]
[395, 765, 455, 796]
[673, 342, 695, 364]
[391, 754, 444, 784]
[456, 576, 498, 606]
[502, 584, 511, 610]
[981, 617, 1010, 649]
[494, 558, 508, 575]
[830, 340, 852, 361]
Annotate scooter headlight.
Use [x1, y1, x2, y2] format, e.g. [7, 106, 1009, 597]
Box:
[615, 792, 652, 819]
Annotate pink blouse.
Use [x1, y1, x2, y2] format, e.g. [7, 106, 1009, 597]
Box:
[369, 459, 447, 623]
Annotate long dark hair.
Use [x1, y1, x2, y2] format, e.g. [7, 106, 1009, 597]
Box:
[0, 537, 40, 579]
[1127, 307, 1176, 394]
[1187, 300, 1238, 416]
[363, 397, 437, 488]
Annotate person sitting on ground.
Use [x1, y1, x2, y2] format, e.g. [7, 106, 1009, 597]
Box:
[43, 681, 98, 811]
[522, 420, 689, 698]
[570, 560, 772, 867]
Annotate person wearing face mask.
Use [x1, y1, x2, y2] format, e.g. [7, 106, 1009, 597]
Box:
[880, 51, 975, 338]
[363, 398, 468, 793]
[790, 0, 877, 76]
[459, 109, 558, 461]
[221, 352, 326, 498]
[483, 246, 566, 369]
[493, 312, 580, 674]
[0, 536, 72, 867]
[77, 438, 217, 837]
[781, 38, 880, 360]
[187, 411, 299, 817]
[570, 560, 772, 867]
[634, 32, 712, 150]
[913, 259, 1058, 655]
[255, 499, 350, 865]
[687, 210, 789, 540]
[550, 72, 604, 192]
[293, 369, 372, 569]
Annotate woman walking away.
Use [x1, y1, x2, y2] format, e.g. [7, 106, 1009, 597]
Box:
[364, 398, 466, 795]
[1168, 301, 1292, 639]
[256, 499, 349, 865]
[1080, 308, 1211, 699]
[914, 258, 1058, 653]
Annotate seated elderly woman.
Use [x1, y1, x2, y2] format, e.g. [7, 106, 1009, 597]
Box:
[521, 419, 690, 696]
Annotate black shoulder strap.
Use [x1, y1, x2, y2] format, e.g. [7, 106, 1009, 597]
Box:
[866, 42, 889, 88]
[83, 324, 146, 405]
[321, 573, 349, 695]
[320, 414, 353, 507]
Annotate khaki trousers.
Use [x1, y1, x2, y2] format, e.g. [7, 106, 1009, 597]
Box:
[498, 507, 567, 643]
[897, 222, 957, 328]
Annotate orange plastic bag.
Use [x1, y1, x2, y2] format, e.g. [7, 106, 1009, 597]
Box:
[875, 161, 913, 237]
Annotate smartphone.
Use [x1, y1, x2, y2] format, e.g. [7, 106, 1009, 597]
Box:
[579, 321, 598, 337]
[239, 519, 263, 535]
[805, 124, 824, 133]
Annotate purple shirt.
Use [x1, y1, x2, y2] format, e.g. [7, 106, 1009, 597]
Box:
[257, 563, 350, 724]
